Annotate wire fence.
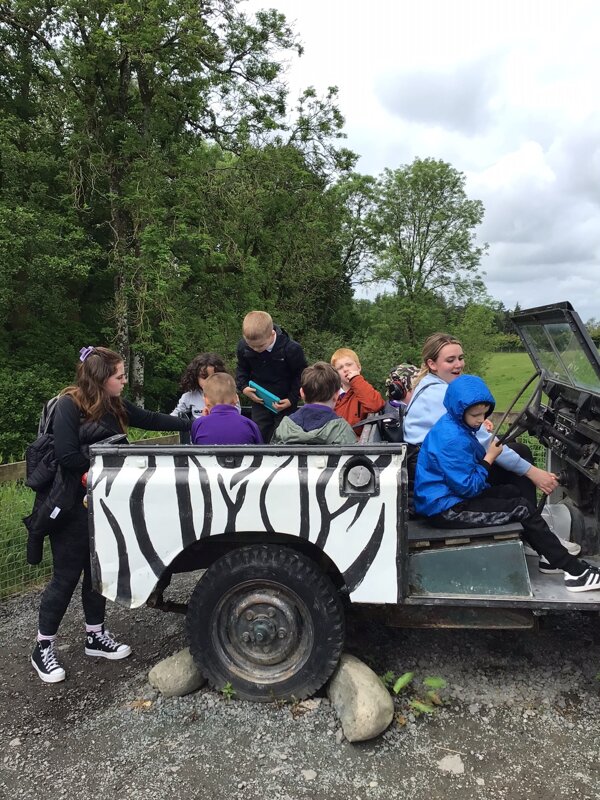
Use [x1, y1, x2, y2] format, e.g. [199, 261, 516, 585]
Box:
[0, 482, 53, 599]
[0, 435, 548, 600]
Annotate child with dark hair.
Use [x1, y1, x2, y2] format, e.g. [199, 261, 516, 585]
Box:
[172, 352, 229, 419]
[272, 362, 356, 445]
[415, 374, 600, 593]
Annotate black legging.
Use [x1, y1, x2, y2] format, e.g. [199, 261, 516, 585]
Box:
[430, 484, 581, 573]
[38, 504, 105, 636]
[486, 441, 536, 506]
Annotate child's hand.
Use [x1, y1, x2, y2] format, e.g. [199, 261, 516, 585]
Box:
[484, 438, 503, 465]
[243, 386, 264, 404]
[274, 399, 291, 412]
[483, 418, 494, 433]
[344, 368, 361, 383]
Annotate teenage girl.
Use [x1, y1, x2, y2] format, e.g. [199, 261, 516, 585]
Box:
[31, 346, 191, 683]
[403, 332, 559, 499]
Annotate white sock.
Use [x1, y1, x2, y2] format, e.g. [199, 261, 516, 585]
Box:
[37, 632, 56, 643]
[85, 623, 104, 634]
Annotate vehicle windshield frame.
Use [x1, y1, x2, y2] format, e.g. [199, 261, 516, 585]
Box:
[511, 302, 600, 395]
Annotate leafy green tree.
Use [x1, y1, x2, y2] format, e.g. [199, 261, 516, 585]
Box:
[0, 18, 100, 371]
[368, 157, 488, 306]
[0, 0, 307, 402]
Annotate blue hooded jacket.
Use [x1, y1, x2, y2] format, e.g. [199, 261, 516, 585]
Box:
[414, 375, 496, 517]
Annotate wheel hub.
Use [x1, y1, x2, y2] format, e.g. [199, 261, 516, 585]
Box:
[229, 591, 297, 666]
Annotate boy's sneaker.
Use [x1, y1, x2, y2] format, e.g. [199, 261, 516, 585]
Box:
[85, 627, 131, 660]
[524, 537, 581, 557]
[31, 640, 66, 683]
[539, 558, 563, 574]
[564, 564, 600, 593]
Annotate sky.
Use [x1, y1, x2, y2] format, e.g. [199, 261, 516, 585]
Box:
[245, 0, 600, 322]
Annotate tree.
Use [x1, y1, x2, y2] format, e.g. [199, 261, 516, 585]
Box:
[0, 16, 99, 372]
[0, 0, 306, 403]
[368, 158, 488, 305]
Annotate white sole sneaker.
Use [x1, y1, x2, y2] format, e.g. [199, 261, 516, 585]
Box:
[31, 657, 66, 683]
[539, 560, 563, 574]
[564, 567, 600, 593]
[85, 644, 132, 660]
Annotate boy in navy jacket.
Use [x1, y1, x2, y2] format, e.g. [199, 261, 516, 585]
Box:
[235, 310, 307, 442]
[415, 374, 600, 593]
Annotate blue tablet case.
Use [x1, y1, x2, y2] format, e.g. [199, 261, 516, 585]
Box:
[249, 381, 281, 414]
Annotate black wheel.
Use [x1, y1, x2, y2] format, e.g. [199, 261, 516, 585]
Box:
[186, 545, 345, 702]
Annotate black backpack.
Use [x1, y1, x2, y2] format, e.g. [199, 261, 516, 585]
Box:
[24, 395, 60, 492]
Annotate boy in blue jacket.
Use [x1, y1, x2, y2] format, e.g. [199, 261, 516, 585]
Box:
[415, 374, 600, 593]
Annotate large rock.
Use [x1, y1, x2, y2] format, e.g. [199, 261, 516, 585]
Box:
[327, 653, 394, 742]
[148, 648, 206, 698]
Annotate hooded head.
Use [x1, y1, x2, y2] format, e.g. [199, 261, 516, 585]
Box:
[443, 374, 495, 428]
[386, 363, 418, 402]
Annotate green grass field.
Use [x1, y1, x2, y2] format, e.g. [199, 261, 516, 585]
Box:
[482, 352, 537, 411]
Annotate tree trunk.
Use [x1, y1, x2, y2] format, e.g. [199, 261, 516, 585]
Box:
[130, 350, 145, 407]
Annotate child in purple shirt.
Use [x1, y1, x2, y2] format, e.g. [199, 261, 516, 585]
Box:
[191, 373, 263, 445]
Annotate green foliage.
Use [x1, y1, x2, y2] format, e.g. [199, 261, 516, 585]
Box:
[586, 319, 600, 347]
[0, 0, 358, 449]
[392, 671, 414, 694]
[381, 669, 449, 725]
[220, 681, 236, 701]
[422, 676, 447, 690]
[349, 298, 502, 399]
[368, 158, 488, 305]
[454, 303, 502, 378]
[0, 368, 64, 461]
[379, 670, 395, 690]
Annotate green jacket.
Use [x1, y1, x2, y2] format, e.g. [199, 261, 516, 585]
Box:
[272, 415, 356, 445]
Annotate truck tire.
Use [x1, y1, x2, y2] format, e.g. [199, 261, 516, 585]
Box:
[186, 544, 345, 702]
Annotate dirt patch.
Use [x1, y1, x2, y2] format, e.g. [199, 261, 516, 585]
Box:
[2, 577, 600, 799]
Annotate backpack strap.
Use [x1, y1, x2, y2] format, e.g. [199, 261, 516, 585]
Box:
[38, 395, 60, 437]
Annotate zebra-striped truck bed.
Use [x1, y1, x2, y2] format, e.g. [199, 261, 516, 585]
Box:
[88, 444, 405, 610]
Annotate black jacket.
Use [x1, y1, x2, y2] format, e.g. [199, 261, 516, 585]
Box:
[235, 325, 307, 407]
[24, 396, 190, 544]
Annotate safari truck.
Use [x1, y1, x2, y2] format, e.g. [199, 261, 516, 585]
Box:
[87, 302, 600, 701]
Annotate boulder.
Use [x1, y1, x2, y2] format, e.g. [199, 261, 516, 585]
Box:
[148, 648, 206, 698]
[327, 653, 394, 742]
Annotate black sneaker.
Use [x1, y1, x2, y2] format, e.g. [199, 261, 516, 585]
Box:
[85, 627, 131, 660]
[31, 640, 66, 683]
[539, 558, 563, 574]
[564, 564, 600, 593]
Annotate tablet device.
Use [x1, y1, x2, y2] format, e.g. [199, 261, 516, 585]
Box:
[249, 381, 281, 414]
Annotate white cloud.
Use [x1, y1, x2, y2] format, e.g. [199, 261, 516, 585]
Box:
[246, 0, 600, 320]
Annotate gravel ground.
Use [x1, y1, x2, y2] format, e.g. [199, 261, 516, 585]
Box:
[2, 575, 600, 800]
